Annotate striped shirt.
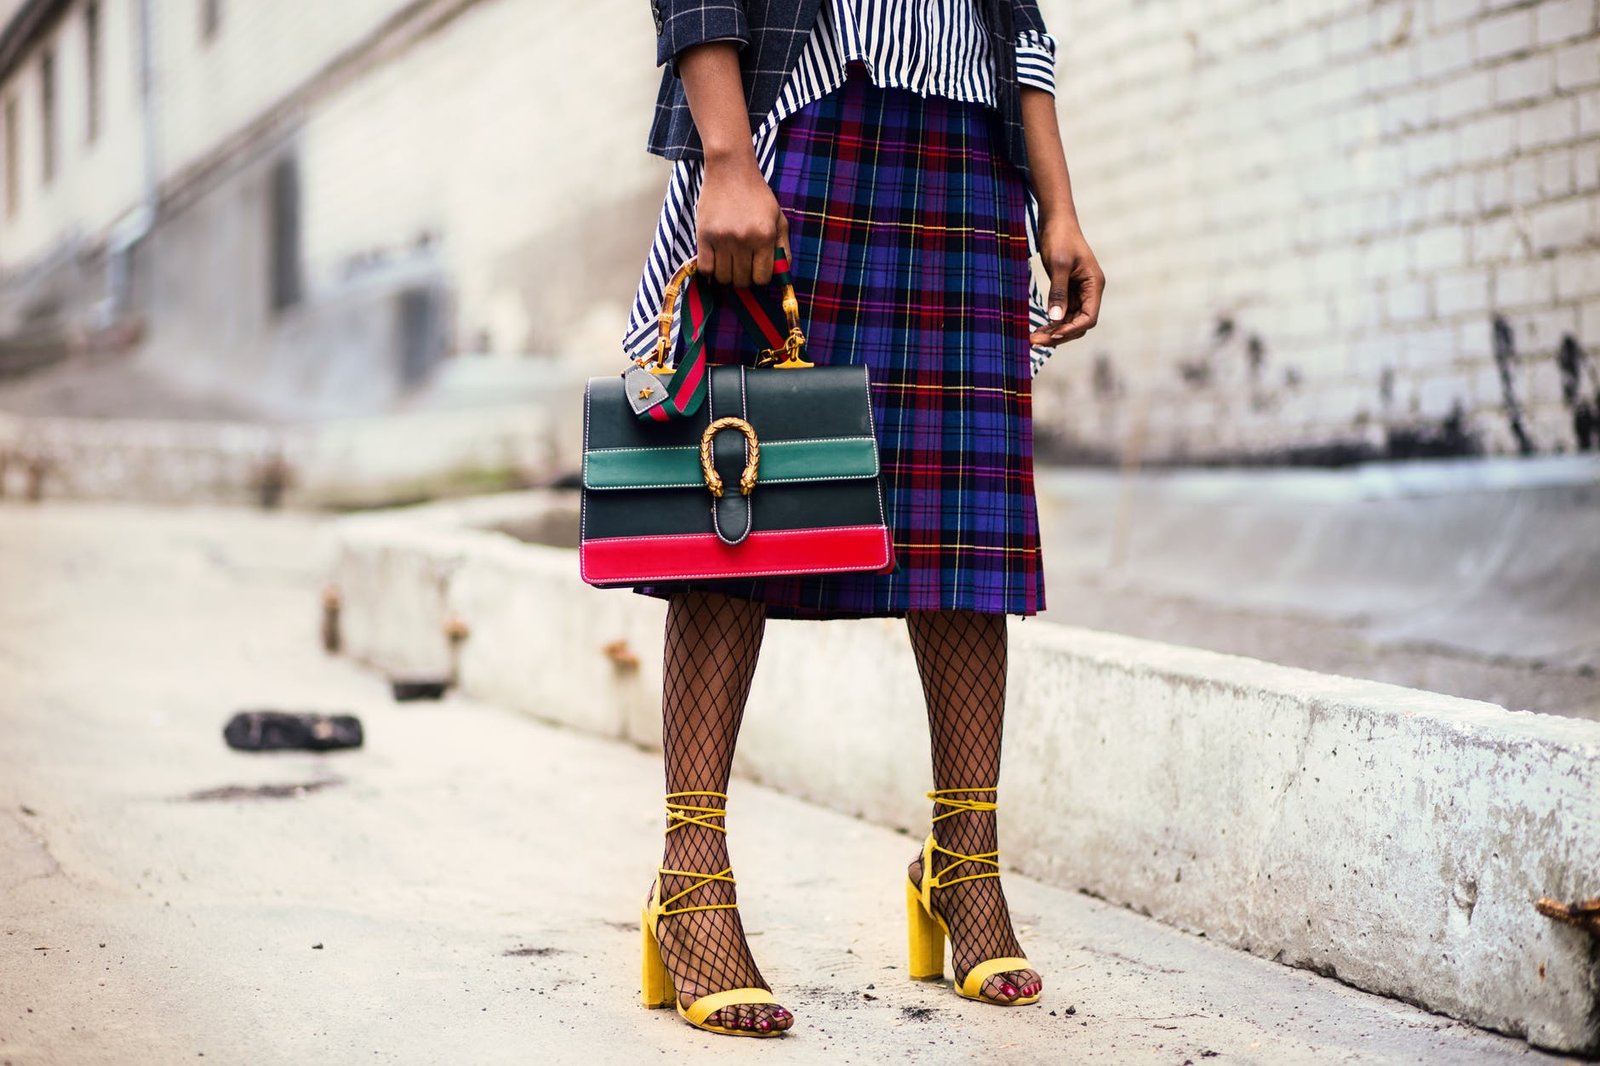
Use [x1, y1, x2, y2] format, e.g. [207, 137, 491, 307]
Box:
[625, 0, 1059, 376]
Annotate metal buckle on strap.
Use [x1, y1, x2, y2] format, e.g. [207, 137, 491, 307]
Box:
[757, 327, 814, 369]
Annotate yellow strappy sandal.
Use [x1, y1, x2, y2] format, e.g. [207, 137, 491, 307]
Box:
[640, 790, 786, 1037]
[905, 787, 1041, 1006]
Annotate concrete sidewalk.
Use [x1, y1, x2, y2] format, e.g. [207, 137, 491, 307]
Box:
[0, 502, 1582, 1065]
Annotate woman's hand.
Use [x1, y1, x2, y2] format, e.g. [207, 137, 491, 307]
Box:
[676, 41, 787, 287]
[1019, 86, 1103, 348]
[1029, 220, 1105, 347]
[697, 155, 789, 288]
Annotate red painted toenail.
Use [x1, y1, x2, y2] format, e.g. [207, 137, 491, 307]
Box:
[759, 1020, 771, 1031]
[1001, 983, 1017, 997]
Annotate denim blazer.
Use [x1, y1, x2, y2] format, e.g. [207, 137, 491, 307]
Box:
[646, 0, 1048, 181]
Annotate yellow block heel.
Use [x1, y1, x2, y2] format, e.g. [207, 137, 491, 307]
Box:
[905, 787, 1042, 1006]
[640, 909, 674, 1009]
[640, 790, 787, 1037]
[906, 879, 946, 980]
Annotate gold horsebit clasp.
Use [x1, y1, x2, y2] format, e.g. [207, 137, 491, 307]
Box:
[699, 417, 760, 499]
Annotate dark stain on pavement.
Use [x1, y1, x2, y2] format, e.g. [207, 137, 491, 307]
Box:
[503, 946, 565, 957]
[181, 780, 344, 802]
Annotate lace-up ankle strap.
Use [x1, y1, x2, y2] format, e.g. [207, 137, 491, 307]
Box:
[656, 866, 737, 916]
[926, 788, 1000, 890]
[657, 791, 738, 918]
[665, 790, 729, 834]
[927, 787, 998, 821]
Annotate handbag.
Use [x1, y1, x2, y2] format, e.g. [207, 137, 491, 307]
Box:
[580, 253, 893, 588]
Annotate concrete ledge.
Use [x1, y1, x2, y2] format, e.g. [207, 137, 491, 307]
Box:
[0, 406, 552, 507]
[1034, 458, 1600, 670]
[331, 494, 1600, 1054]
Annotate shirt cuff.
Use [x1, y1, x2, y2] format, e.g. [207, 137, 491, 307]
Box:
[1015, 30, 1057, 95]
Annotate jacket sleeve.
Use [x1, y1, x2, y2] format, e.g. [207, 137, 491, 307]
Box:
[652, 0, 750, 70]
[1010, 0, 1047, 37]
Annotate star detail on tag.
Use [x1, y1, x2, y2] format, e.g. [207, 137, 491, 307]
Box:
[638, 387, 654, 400]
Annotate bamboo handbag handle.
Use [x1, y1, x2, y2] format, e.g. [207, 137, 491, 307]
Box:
[642, 252, 812, 371]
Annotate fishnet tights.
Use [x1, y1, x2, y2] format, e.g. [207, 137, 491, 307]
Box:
[906, 610, 1042, 1003]
[651, 592, 792, 1033]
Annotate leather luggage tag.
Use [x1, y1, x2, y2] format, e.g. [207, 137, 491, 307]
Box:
[623, 364, 670, 416]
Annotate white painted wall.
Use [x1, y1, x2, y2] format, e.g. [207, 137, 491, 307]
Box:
[297, 0, 667, 358]
[0, 0, 416, 271]
[2, 0, 666, 366]
[0, 0, 143, 271]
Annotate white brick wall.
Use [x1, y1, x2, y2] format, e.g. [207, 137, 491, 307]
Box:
[1036, 0, 1600, 461]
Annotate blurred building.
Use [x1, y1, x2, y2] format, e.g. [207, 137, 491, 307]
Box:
[0, 0, 665, 418]
[1, 0, 1597, 459]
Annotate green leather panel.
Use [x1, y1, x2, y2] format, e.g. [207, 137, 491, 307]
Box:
[585, 437, 879, 490]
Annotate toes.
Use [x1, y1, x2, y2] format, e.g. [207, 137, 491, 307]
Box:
[700, 1002, 793, 1033]
[1004, 969, 1041, 999]
[982, 975, 1019, 1003]
[979, 971, 1043, 1003]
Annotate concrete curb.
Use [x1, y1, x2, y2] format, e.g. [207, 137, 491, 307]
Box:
[330, 494, 1600, 1054]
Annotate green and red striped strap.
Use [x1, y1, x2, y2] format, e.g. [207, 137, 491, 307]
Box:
[641, 251, 795, 424]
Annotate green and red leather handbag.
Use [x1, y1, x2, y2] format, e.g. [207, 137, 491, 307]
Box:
[580, 253, 893, 587]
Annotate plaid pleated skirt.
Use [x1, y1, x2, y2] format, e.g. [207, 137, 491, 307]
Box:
[639, 69, 1045, 619]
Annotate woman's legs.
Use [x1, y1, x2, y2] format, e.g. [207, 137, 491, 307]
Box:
[652, 590, 792, 1032]
[905, 610, 1043, 1003]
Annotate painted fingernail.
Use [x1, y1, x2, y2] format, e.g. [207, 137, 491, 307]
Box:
[1049, 305, 1065, 321]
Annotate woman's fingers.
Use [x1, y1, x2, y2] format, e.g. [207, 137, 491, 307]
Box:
[731, 244, 755, 288]
[752, 243, 775, 287]
[695, 160, 787, 287]
[1030, 261, 1105, 347]
[1074, 270, 1105, 330]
